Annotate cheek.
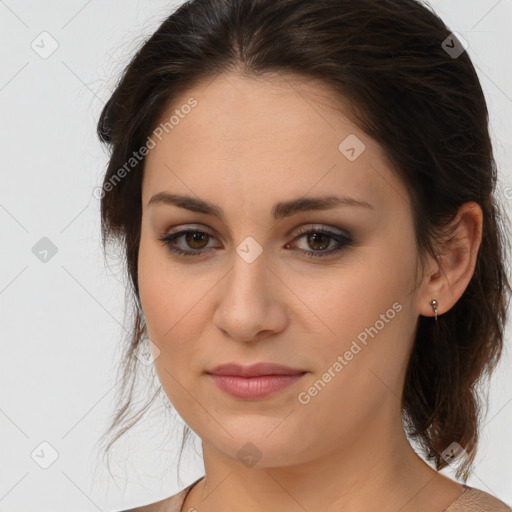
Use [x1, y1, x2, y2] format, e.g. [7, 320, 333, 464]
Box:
[138, 251, 208, 411]
[138, 241, 205, 370]
[138, 234, 200, 333]
[292, 275, 414, 451]
[300, 242, 417, 390]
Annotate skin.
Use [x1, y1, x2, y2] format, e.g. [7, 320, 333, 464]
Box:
[137, 71, 483, 512]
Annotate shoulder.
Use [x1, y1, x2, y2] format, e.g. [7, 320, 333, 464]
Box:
[446, 485, 512, 512]
[112, 477, 203, 512]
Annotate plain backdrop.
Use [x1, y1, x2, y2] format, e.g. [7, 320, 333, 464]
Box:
[1, 1, 511, 510]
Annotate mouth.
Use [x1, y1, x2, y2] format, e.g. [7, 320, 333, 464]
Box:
[205, 362, 308, 400]
[207, 362, 307, 377]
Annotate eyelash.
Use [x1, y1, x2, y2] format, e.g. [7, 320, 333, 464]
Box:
[157, 225, 352, 259]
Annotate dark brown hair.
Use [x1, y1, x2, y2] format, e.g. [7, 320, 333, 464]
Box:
[94, 0, 511, 482]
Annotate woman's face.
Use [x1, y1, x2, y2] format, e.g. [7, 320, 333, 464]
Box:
[138, 72, 427, 468]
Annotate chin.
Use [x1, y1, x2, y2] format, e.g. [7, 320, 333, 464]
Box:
[201, 420, 314, 468]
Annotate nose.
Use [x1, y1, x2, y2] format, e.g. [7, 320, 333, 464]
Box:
[212, 250, 289, 343]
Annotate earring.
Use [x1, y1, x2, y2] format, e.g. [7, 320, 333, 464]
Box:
[429, 299, 438, 321]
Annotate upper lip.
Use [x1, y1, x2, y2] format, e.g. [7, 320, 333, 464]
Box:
[207, 362, 307, 377]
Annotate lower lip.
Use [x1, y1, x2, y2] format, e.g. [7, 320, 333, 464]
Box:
[208, 373, 306, 400]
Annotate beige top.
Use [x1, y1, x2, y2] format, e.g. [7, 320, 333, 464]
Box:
[119, 477, 512, 512]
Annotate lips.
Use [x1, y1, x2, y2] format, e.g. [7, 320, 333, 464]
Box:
[206, 362, 307, 377]
[206, 362, 308, 400]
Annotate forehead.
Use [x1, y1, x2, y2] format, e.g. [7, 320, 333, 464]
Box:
[142, 72, 408, 216]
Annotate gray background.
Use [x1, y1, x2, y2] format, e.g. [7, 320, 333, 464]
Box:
[1, 1, 511, 510]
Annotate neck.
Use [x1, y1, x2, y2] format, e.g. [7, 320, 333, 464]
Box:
[182, 399, 464, 512]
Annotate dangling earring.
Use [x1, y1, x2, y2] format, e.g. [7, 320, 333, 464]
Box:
[429, 299, 438, 321]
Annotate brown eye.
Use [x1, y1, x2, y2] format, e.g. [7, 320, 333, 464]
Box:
[305, 232, 331, 251]
[184, 231, 211, 249]
[287, 226, 352, 259]
[158, 227, 218, 257]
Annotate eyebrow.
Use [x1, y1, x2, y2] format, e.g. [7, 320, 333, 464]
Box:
[147, 192, 374, 221]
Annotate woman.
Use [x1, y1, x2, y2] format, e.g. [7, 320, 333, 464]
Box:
[96, 0, 512, 510]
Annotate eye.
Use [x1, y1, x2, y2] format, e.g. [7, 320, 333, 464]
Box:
[157, 226, 218, 257]
[157, 224, 352, 259]
[285, 225, 352, 259]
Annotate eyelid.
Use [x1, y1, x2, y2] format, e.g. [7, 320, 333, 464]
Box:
[292, 224, 348, 238]
[164, 223, 218, 241]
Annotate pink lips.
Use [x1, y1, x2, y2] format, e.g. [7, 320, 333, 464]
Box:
[206, 362, 307, 400]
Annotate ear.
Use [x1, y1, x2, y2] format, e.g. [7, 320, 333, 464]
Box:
[417, 202, 483, 319]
